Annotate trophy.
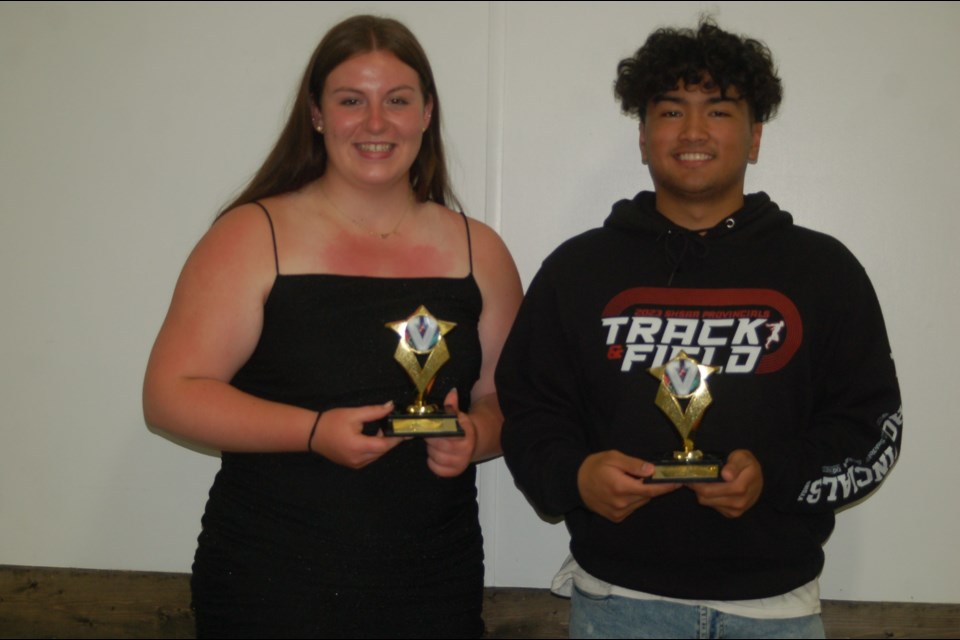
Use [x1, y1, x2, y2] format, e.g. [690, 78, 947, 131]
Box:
[382, 305, 464, 437]
[645, 351, 723, 482]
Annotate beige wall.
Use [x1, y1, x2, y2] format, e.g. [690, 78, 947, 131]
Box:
[1, 1, 955, 603]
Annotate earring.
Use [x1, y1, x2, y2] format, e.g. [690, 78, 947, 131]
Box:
[315, 124, 324, 134]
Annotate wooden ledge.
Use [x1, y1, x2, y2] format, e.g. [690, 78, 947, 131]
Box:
[1, 566, 957, 638]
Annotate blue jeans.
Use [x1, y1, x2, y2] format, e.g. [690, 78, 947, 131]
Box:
[570, 586, 825, 639]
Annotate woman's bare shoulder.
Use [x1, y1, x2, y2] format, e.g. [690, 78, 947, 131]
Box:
[209, 201, 276, 245]
[208, 193, 313, 270]
[180, 201, 279, 298]
[456, 212, 514, 265]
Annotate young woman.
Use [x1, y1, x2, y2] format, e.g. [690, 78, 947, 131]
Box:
[143, 15, 522, 638]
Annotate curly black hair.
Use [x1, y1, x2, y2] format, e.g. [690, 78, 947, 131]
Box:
[615, 19, 783, 123]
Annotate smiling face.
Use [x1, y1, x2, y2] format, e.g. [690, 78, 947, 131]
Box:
[313, 50, 433, 192]
[640, 79, 762, 228]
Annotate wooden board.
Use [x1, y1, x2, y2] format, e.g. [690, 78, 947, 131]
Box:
[2, 566, 958, 638]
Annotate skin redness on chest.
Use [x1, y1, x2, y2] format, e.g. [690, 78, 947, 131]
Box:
[320, 233, 459, 278]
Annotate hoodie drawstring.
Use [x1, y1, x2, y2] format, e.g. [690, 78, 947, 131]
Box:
[661, 227, 710, 286]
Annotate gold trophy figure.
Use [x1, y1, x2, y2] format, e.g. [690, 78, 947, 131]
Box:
[646, 351, 723, 482]
[383, 305, 464, 436]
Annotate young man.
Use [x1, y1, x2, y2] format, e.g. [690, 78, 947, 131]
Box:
[497, 21, 902, 639]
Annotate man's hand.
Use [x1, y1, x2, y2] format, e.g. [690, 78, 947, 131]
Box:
[578, 450, 680, 522]
[688, 449, 763, 518]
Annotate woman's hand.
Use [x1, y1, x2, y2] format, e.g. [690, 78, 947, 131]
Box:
[424, 389, 478, 477]
[311, 401, 407, 469]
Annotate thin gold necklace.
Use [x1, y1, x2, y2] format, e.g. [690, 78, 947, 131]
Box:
[319, 187, 413, 240]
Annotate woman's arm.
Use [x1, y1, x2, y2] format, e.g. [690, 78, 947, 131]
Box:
[425, 217, 523, 477]
[143, 204, 402, 466]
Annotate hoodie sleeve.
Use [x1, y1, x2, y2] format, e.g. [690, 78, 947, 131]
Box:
[754, 255, 903, 513]
[497, 265, 591, 517]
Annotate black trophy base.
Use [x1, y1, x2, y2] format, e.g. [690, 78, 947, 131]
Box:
[384, 413, 464, 437]
[646, 455, 725, 483]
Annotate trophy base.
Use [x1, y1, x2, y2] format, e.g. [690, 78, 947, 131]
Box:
[646, 455, 724, 483]
[384, 413, 464, 437]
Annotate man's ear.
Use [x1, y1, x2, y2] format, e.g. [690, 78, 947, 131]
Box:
[748, 122, 763, 164]
[639, 122, 648, 165]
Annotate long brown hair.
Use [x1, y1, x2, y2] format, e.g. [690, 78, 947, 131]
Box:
[219, 15, 457, 217]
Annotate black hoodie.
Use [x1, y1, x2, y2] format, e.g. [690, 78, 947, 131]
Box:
[498, 191, 902, 600]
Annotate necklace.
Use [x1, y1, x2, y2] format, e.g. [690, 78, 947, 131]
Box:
[319, 187, 413, 239]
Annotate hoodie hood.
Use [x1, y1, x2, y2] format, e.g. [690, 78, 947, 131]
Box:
[604, 191, 793, 283]
[604, 191, 790, 238]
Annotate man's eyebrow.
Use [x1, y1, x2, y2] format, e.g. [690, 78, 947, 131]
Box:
[707, 95, 742, 104]
[650, 94, 743, 105]
[651, 95, 687, 105]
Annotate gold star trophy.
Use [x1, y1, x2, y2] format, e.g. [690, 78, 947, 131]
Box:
[646, 351, 723, 482]
[383, 305, 464, 437]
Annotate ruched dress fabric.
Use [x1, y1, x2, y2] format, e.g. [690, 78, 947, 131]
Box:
[191, 223, 485, 638]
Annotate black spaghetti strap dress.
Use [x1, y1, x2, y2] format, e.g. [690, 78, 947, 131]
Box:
[191, 205, 485, 638]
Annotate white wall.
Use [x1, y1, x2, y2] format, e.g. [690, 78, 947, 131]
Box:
[1, 1, 956, 604]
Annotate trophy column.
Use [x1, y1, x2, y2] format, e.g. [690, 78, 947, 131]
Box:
[646, 351, 724, 482]
[383, 305, 464, 437]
